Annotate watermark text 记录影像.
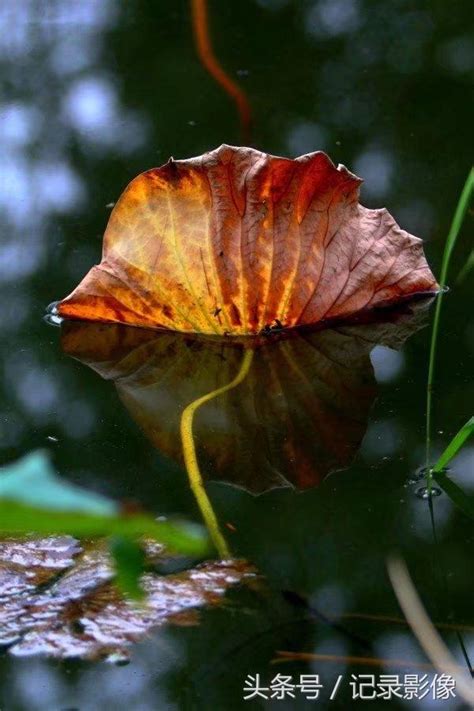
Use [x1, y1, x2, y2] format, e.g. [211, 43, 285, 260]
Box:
[243, 672, 456, 702]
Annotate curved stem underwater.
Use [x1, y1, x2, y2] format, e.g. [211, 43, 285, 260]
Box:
[180, 347, 254, 558]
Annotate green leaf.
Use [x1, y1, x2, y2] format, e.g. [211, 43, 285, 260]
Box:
[0, 502, 208, 556]
[0, 450, 116, 515]
[431, 417, 474, 521]
[433, 470, 474, 521]
[432, 416, 474, 472]
[456, 248, 474, 285]
[0, 451, 209, 558]
[110, 536, 147, 601]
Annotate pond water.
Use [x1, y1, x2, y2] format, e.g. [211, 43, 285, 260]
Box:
[1, 1, 473, 709]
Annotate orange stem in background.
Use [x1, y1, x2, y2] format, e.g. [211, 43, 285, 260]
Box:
[191, 0, 252, 144]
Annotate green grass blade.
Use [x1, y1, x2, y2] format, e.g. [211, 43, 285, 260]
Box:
[433, 470, 474, 521]
[432, 416, 474, 473]
[0, 450, 210, 558]
[426, 167, 474, 466]
[456, 248, 474, 285]
[0, 501, 209, 557]
[432, 416, 474, 521]
[110, 536, 147, 601]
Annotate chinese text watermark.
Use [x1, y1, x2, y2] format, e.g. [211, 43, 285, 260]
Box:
[243, 673, 456, 702]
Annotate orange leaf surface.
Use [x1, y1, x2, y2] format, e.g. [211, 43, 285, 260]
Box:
[58, 145, 439, 335]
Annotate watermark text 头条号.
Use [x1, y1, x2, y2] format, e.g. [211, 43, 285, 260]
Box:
[243, 672, 456, 702]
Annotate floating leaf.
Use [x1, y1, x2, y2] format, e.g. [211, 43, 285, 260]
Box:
[62, 303, 430, 494]
[57, 145, 438, 335]
[0, 536, 256, 659]
[0, 536, 81, 604]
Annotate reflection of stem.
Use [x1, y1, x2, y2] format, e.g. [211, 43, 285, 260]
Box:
[191, 0, 252, 144]
[180, 348, 254, 558]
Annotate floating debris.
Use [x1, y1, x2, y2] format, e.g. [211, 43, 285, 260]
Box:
[0, 536, 257, 660]
[44, 301, 63, 327]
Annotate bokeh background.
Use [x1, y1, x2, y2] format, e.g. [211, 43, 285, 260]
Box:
[0, 1, 473, 709]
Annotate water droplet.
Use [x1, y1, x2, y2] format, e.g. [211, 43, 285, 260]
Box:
[46, 301, 59, 315]
[44, 301, 63, 327]
[105, 652, 130, 666]
[415, 486, 442, 499]
[43, 313, 63, 327]
[407, 465, 430, 484]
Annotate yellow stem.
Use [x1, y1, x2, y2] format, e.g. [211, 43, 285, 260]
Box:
[180, 347, 254, 558]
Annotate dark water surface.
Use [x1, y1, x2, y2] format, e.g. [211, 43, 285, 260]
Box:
[1, 1, 473, 709]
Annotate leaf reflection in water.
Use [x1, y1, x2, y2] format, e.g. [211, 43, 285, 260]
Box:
[61, 300, 431, 495]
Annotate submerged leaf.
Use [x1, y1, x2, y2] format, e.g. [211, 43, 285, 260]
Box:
[57, 145, 438, 335]
[0, 536, 256, 659]
[62, 303, 430, 494]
